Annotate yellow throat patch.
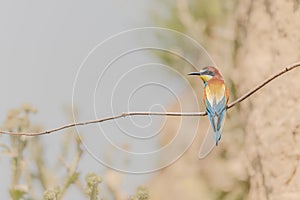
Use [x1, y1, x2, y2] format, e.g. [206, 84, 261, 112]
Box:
[200, 75, 213, 82]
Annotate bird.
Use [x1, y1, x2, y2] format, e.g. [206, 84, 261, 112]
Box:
[188, 66, 229, 146]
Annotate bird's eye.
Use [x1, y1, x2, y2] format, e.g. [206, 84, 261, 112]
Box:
[207, 71, 215, 76]
[200, 69, 214, 76]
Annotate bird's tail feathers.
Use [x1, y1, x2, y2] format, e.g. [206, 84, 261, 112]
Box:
[198, 115, 226, 159]
[214, 130, 222, 146]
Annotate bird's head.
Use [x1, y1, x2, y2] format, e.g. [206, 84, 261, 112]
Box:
[188, 66, 222, 83]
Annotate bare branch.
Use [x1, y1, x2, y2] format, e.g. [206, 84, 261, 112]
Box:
[227, 61, 300, 109]
[0, 61, 299, 136]
[0, 112, 206, 136]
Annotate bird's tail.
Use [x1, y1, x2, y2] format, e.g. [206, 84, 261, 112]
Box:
[211, 115, 222, 145]
[214, 130, 222, 146]
[198, 114, 226, 159]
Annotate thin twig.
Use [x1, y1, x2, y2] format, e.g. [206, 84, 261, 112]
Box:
[227, 61, 300, 109]
[0, 61, 299, 136]
[0, 112, 206, 136]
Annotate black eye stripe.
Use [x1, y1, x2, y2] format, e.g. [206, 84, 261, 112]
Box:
[203, 70, 215, 76]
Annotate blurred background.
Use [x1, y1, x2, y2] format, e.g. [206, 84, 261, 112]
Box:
[1, 0, 300, 199]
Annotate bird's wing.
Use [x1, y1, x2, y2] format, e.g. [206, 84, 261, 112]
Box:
[206, 96, 226, 131]
[215, 97, 227, 131]
[198, 114, 226, 159]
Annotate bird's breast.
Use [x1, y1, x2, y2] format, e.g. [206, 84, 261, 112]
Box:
[204, 81, 226, 106]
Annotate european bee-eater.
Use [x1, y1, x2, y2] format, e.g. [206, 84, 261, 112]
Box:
[188, 66, 229, 146]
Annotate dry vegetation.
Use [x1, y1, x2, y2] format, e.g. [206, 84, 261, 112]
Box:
[0, 104, 148, 200]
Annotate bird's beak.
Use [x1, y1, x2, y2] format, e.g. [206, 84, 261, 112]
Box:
[188, 72, 202, 76]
